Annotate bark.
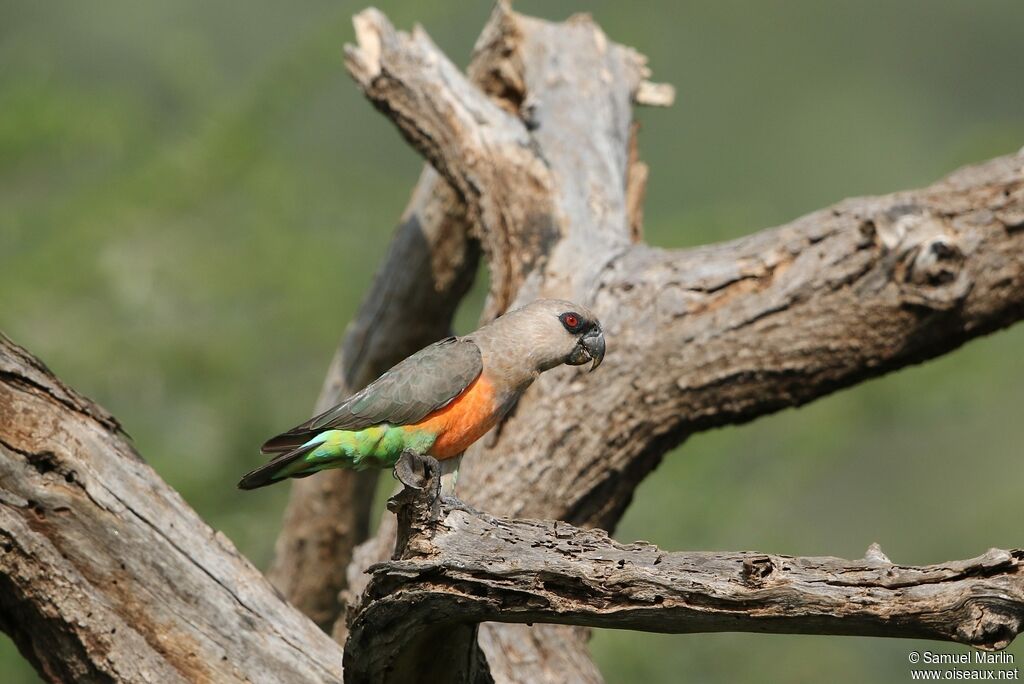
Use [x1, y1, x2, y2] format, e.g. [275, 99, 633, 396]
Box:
[344, 466, 1024, 683]
[0, 334, 343, 683]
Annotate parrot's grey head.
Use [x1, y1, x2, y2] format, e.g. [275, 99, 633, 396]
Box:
[485, 298, 606, 375]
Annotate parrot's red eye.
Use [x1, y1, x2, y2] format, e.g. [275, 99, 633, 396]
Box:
[560, 312, 582, 332]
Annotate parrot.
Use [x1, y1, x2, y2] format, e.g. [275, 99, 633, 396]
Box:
[238, 299, 605, 495]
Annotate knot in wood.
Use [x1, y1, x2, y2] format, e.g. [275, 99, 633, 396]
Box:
[906, 235, 963, 287]
[741, 555, 776, 587]
[875, 208, 971, 310]
[956, 603, 1022, 652]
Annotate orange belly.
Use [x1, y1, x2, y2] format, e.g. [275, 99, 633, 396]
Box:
[409, 374, 500, 459]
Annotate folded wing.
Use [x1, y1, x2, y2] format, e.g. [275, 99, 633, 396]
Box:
[261, 336, 483, 454]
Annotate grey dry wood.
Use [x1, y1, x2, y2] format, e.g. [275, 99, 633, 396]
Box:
[345, 471, 1024, 683]
[334, 4, 1024, 683]
[0, 334, 344, 683]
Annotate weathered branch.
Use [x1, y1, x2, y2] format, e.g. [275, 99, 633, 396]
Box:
[449, 15, 1024, 529]
[466, 151, 1024, 529]
[0, 335, 343, 682]
[345, 8, 555, 316]
[346, 469, 1024, 683]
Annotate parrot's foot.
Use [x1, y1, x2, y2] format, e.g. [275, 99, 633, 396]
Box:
[393, 449, 440, 494]
[389, 449, 445, 526]
[439, 496, 482, 516]
[390, 451, 480, 522]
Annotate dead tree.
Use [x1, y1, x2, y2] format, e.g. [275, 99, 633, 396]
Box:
[1, 4, 1023, 683]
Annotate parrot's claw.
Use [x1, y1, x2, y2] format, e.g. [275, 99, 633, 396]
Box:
[439, 496, 482, 516]
[393, 449, 439, 492]
[392, 450, 479, 516]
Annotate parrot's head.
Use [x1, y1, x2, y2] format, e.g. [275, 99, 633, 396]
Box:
[496, 299, 606, 374]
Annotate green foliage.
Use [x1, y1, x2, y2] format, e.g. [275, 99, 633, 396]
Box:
[1, 1, 1021, 682]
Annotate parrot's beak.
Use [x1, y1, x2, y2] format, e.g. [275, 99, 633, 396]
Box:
[566, 326, 606, 371]
[579, 327, 606, 371]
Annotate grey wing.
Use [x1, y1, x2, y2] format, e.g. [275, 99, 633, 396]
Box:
[261, 337, 482, 453]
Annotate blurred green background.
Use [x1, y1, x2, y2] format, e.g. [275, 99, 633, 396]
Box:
[2, 1, 1022, 682]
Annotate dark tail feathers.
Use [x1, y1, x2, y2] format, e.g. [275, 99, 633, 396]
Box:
[237, 443, 317, 490]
